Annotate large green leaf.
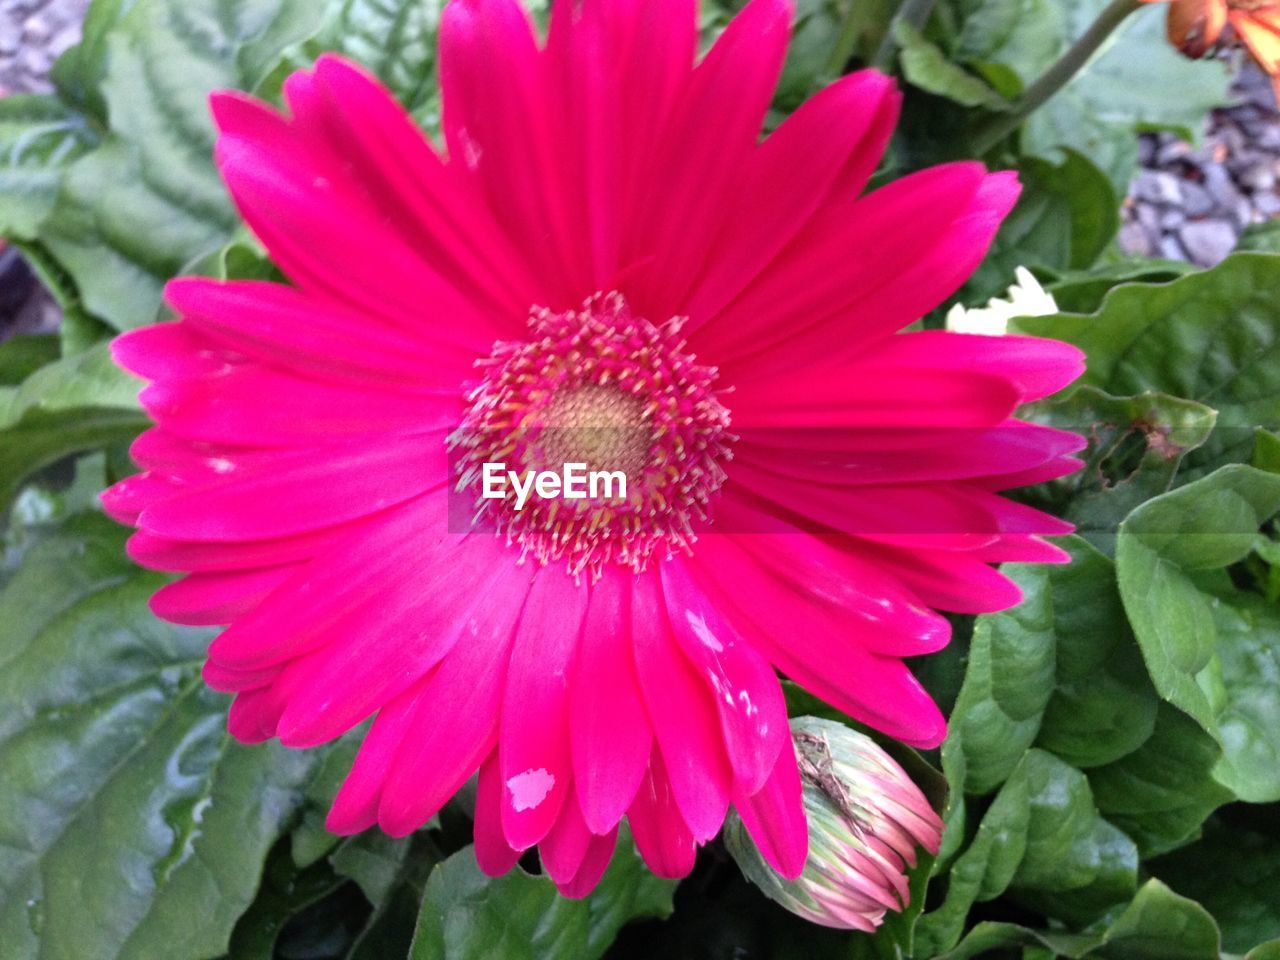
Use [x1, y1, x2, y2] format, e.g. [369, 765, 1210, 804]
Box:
[0, 511, 318, 960]
[944, 539, 1156, 795]
[0, 342, 148, 513]
[0, 94, 99, 239]
[1152, 815, 1280, 954]
[1016, 254, 1280, 478]
[38, 0, 329, 330]
[948, 0, 1066, 86]
[1116, 465, 1280, 802]
[1087, 704, 1232, 858]
[262, 0, 444, 127]
[917, 748, 1138, 955]
[1022, 1, 1232, 191]
[1025, 385, 1218, 549]
[941, 879, 1223, 959]
[961, 149, 1118, 303]
[896, 20, 1012, 110]
[410, 832, 676, 960]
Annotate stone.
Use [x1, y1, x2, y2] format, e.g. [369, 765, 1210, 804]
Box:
[1159, 234, 1189, 262]
[1255, 192, 1280, 218]
[1179, 180, 1216, 218]
[22, 13, 50, 45]
[1118, 221, 1154, 257]
[0, 18, 19, 55]
[1179, 220, 1238, 267]
[1240, 163, 1277, 193]
[1132, 170, 1182, 206]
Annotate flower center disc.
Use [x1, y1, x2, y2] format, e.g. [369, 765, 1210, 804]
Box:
[453, 293, 732, 578]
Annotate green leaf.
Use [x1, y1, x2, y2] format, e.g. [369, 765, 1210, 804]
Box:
[1117, 464, 1280, 801]
[0, 512, 317, 960]
[222, 843, 347, 960]
[334, 831, 440, 960]
[1152, 815, 1280, 954]
[943, 878, 1223, 959]
[1087, 705, 1232, 858]
[962, 149, 1118, 303]
[949, 0, 1067, 86]
[410, 831, 676, 960]
[1093, 879, 1221, 960]
[311, 0, 441, 120]
[917, 749, 1138, 954]
[1045, 260, 1193, 315]
[0, 342, 148, 512]
[0, 94, 99, 239]
[944, 539, 1156, 796]
[1022, 2, 1232, 192]
[1025, 386, 1218, 548]
[770, 0, 846, 112]
[0, 335, 60, 386]
[1016, 254, 1280, 478]
[1238, 220, 1280, 256]
[39, 0, 330, 330]
[896, 20, 1013, 110]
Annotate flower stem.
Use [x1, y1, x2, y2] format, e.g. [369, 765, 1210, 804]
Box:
[968, 0, 1143, 155]
[872, 0, 939, 73]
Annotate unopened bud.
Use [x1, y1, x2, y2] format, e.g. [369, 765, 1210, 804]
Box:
[1166, 0, 1227, 59]
[724, 717, 943, 932]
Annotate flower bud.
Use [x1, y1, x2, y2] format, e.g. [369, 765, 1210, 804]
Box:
[1165, 0, 1227, 59]
[724, 717, 944, 932]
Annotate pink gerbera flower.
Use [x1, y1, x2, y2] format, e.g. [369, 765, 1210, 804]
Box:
[102, 0, 1084, 897]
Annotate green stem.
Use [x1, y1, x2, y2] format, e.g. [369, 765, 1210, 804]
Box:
[871, 0, 939, 73]
[969, 0, 1142, 155]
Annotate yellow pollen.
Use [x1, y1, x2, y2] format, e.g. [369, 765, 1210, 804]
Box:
[538, 383, 650, 478]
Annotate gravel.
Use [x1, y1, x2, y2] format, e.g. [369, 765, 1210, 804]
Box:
[0, 0, 87, 94]
[1119, 63, 1280, 267]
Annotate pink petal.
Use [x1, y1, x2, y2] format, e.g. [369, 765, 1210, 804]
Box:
[375, 575, 529, 836]
[570, 566, 653, 834]
[538, 793, 594, 886]
[626, 0, 794, 318]
[211, 91, 502, 343]
[500, 571, 588, 850]
[149, 566, 295, 625]
[138, 365, 455, 447]
[166, 279, 474, 389]
[475, 752, 522, 877]
[708, 167, 1020, 373]
[733, 741, 808, 879]
[555, 827, 618, 899]
[685, 70, 900, 323]
[659, 558, 788, 795]
[275, 536, 520, 748]
[138, 436, 445, 541]
[308, 54, 541, 315]
[690, 531, 947, 747]
[704, 494, 951, 658]
[627, 751, 698, 880]
[205, 494, 451, 669]
[858, 330, 1086, 403]
[327, 684, 426, 834]
[630, 571, 732, 842]
[439, 0, 585, 304]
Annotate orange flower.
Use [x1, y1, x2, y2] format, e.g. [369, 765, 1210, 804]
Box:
[1145, 0, 1280, 94]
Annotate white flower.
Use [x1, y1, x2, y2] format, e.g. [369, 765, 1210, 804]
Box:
[945, 266, 1058, 336]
